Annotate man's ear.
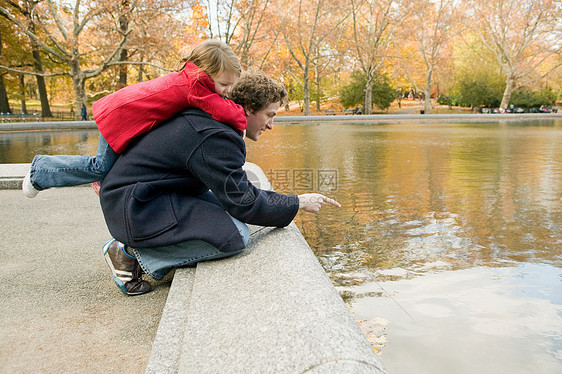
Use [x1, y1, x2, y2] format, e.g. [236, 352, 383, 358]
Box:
[244, 106, 254, 116]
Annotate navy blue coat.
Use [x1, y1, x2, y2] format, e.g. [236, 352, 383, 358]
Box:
[99, 109, 299, 252]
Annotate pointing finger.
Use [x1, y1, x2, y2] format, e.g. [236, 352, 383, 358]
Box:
[320, 196, 341, 208]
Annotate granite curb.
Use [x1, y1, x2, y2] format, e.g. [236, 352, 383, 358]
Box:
[145, 163, 386, 373]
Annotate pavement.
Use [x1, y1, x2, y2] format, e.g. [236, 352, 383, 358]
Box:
[0, 164, 387, 374]
[0, 184, 171, 373]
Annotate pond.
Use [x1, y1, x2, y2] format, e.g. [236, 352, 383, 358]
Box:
[1, 119, 561, 373]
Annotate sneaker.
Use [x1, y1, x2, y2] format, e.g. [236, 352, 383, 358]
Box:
[102, 239, 152, 296]
[22, 171, 39, 198]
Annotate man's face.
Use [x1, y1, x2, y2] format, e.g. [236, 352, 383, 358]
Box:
[245, 101, 281, 141]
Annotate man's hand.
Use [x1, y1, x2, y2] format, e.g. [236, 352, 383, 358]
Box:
[298, 193, 341, 213]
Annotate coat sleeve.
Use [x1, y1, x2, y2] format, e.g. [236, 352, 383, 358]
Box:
[187, 131, 299, 227]
[186, 81, 247, 131]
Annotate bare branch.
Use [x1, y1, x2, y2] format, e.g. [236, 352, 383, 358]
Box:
[101, 61, 173, 72]
[0, 5, 71, 61]
[0, 64, 70, 77]
[392, 35, 420, 92]
[258, 31, 280, 70]
[83, 29, 133, 78]
[47, 0, 70, 42]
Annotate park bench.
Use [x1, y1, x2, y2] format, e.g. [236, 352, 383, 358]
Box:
[344, 107, 362, 115]
[1, 112, 40, 122]
[324, 109, 336, 115]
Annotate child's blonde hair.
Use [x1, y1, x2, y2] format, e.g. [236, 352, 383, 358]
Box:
[176, 39, 241, 78]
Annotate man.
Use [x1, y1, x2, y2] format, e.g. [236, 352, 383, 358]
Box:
[99, 71, 340, 296]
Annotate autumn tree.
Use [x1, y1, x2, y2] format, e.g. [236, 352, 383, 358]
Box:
[347, 0, 399, 114]
[339, 70, 396, 110]
[96, 0, 187, 87]
[2, 1, 53, 117]
[394, 0, 458, 114]
[470, 0, 562, 110]
[201, 0, 278, 70]
[0, 1, 132, 118]
[1, 0, 190, 119]
[0, 20, 17, 113]
[274, 0, 348, 115]
[445, 36, 504, 109]
[0, 7, 41, 114]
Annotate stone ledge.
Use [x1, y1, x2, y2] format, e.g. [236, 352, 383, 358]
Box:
[0, 120, 97, 131]
[145, 163, 386, 374]
[0, 164, 28, 189]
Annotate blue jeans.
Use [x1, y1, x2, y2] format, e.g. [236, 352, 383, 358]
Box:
[132, 216, 250, 280]
[29, 134, 117, 190]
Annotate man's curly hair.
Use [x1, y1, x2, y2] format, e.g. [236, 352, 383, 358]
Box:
[228, 70, 287, 113]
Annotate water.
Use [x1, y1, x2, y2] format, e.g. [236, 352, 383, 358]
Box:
[0, 130, 100, 164]
[245, 120, 562, 373]
[1, 120, 561, 373]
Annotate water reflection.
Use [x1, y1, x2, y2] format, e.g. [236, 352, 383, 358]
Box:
[245, 120, 562, 373]
[0, 130, 99, 164]
[246, 121, 562, 276]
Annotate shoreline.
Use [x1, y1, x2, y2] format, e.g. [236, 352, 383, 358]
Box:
[0, 113, 561, 132]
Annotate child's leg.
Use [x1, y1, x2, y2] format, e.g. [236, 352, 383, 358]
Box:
[29, 134, 118, 190]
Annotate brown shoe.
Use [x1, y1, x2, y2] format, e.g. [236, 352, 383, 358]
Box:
[102, 239, 152, 296]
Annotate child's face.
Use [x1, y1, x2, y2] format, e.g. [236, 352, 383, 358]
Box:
[212, 71, 238, 96]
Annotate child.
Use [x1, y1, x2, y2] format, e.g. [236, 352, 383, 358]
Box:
[23, 39, 246, 198]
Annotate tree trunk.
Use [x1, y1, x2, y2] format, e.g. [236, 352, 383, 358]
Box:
[23, 2, 52, 117]
[500, 76, 515, 110]
[316, 76, 320, 112]
[363, 68, 374, 115]
[19, 75, 27, 114]
[0, 31, 11, 113]
[424, 88, 431, 114]
[137, 52, 145, 83]
[0, 74, 11, 113]
[424, 70, 432, 114]
[303, 63, 310, 116]
[315, 64, 321, 112]
[71, 60, 86, 120]
[119, 48, 128, 88]
[32, 47, 53, 117]
[364, 83, 373, 115]
[118, 8, 129, 88]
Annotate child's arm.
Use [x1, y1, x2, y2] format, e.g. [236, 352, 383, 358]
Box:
[186, 82, 247, 131]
